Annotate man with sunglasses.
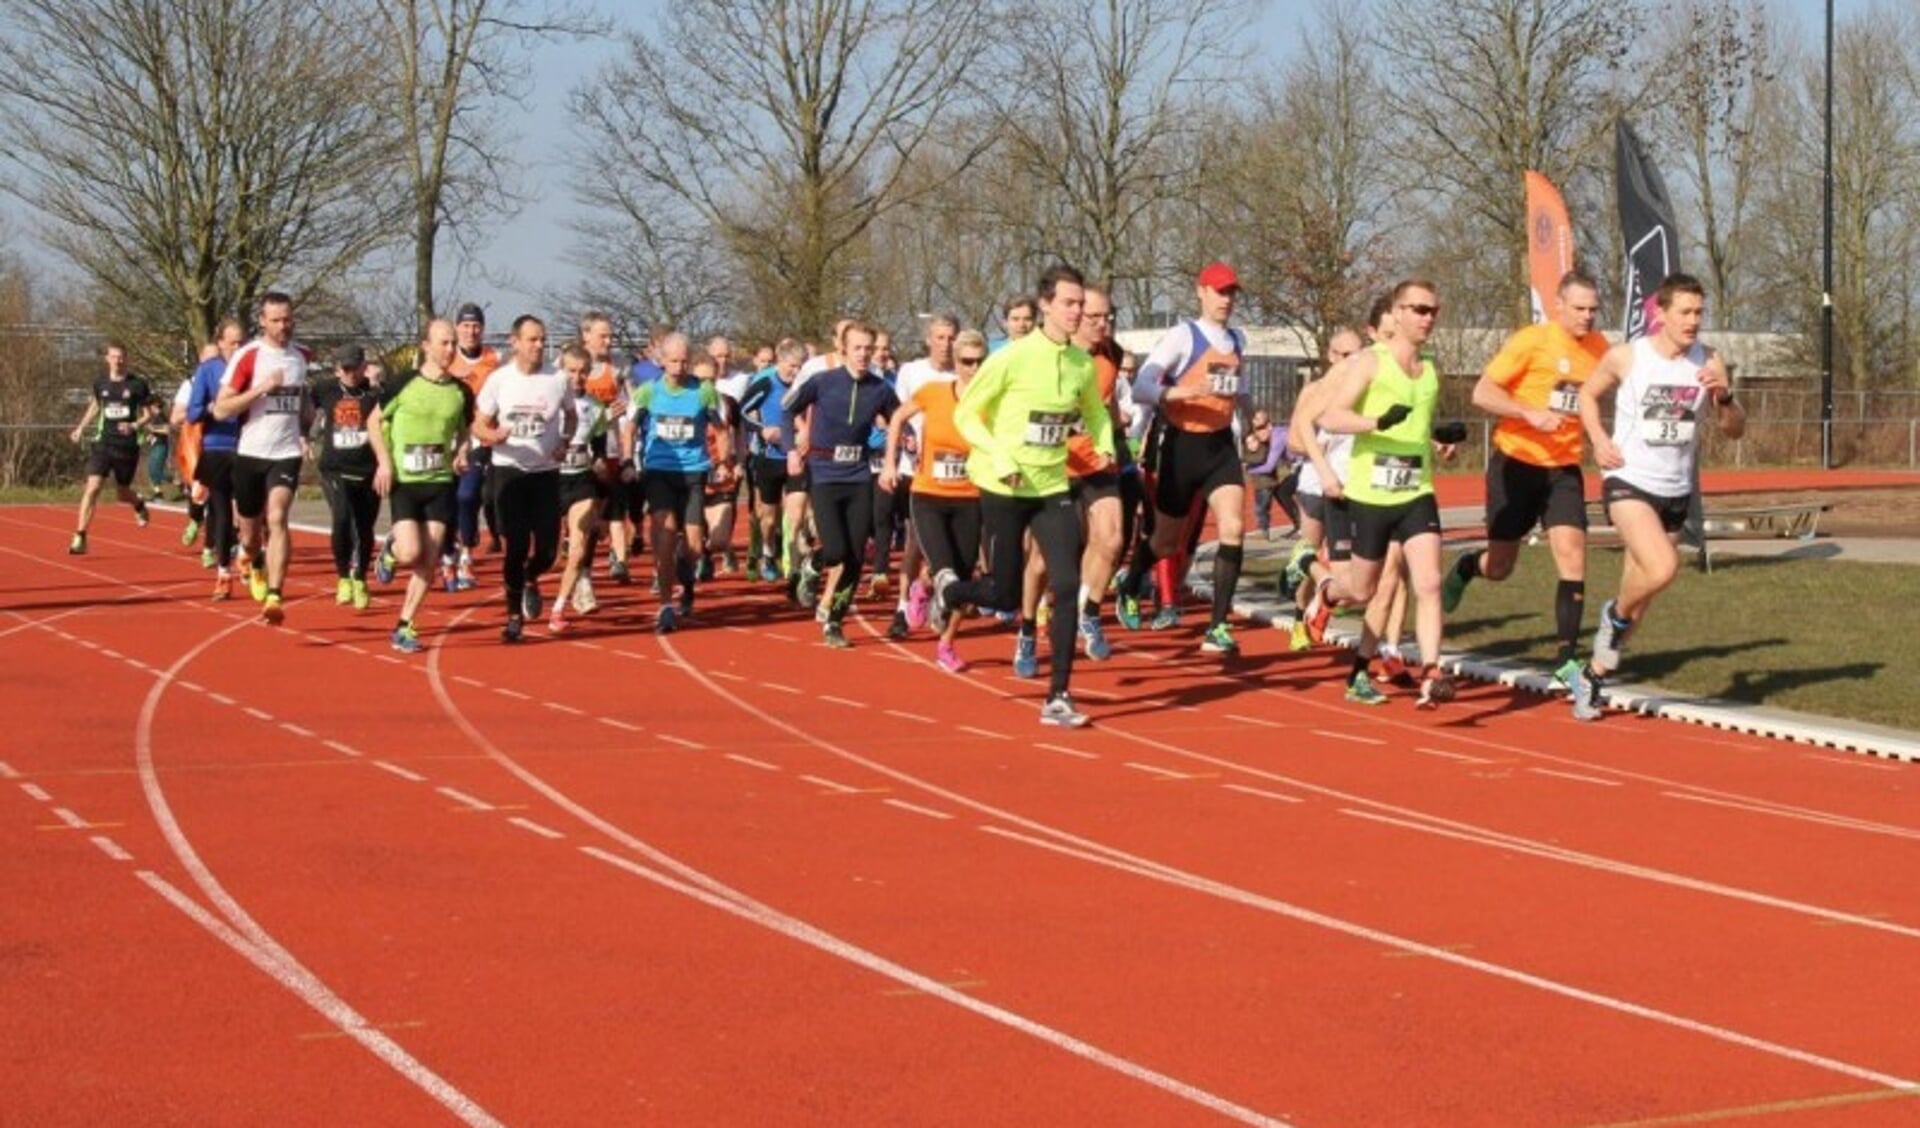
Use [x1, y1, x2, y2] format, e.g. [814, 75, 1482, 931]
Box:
[1444, 270, 1610, 686]
[1308, 279, 1457, 707]
[884, 314, 961, 636]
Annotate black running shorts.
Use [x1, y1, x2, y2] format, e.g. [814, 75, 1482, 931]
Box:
[1153, 428, 1242, 518]
[85, 444, 139, 487]
[232, 455, 302, 519]
[1602, 477, 1691, 534]
[1486, 449, 1587, 541]
[1347, 493, 1442, 562]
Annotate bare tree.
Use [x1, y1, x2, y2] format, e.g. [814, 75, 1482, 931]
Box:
[356, 0, 603, 332]
[0, 0, 402, 355]
[572, 0, 990, 337]
[1374, 0, 1644, 326]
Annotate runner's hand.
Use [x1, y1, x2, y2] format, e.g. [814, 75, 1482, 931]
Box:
[761, 425, 781, 444]
[1003, 472, 1024, 490]
[1523, 408, 1562, 433]
[880, 469, 898, 493]
[374, 465, 392, 498]
[1594, 437, 1624, 471]
[1373, 403, 1412, 432]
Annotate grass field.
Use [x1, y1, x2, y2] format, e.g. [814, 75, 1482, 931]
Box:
[1250, 544, 1920, 733]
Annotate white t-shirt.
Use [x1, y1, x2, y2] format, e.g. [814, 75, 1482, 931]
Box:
[223, 339, 311, 460]
[477, 362, 574, 472]
[1609, 338, 1711, 498]
[716, 370, 751, 405]
[1296, 430, 1352, 497]
[892, 359, 954, 477]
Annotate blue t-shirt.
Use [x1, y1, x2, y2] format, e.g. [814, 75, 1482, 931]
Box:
[186, 356, 241, 452]
[738, 367, 792, 458]
[781, 368, 900, 486]
[631, 379, 717, 473]
[629, 358, 663, 388]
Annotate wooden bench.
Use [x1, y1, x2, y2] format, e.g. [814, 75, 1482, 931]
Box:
[1582, 500, 1833, 572]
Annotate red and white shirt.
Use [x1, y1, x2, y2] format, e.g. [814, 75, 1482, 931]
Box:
[222, 339, 312, 460]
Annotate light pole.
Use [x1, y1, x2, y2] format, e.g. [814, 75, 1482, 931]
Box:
[1821, 0, 1835, 469]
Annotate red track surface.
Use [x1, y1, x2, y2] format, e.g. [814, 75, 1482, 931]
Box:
[5, 502, 1920, 1127]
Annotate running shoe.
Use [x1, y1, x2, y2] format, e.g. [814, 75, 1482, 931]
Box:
[1374, 652, 1410, 686]
[1303, 579, 1333, 646]
[993, 609, 1017, 626]
[134, 500, 150, 528]
[1079, 615, 1112, 661]
[887, 609, 909, 640]
[1345, 668, 1388, 705]
[261, 594, 285, 626]
[656, 605, 677, 635]
[1116, 591, 1142, 631]
[1280, 540, 1314, 597]
[795, 561, 819, 608]
[440, 563, 458, 594]
[1039, 693, 1090, 728]
[548, 606, 569, 635]
[501, 614, 525, 643]
[758, 558, 780, 584]
[1416, 667, 1457, 710]
[351, 578, 371, 611]
[928, 568, 956, 630]
[823, 621, 851, 649]
[454, 555, 476, 592]
[1200, 623, 1239, 655]
[609, 556, 631, 584]
[1570, 663, 1604, 722]
[391, 623, 421, 654]
[248, 566, 269, 603]
[335, 577, 354, 605]
[1592, 600, 1632, 671]
[1440, 561, 1468, 614]
[211, 571, 232, 600]
[374, 549, 395, 585]
[199, 548, 216, 569]
[1012, 634, 1039, 678]
[522, 582, 543, 620]
[935, 641, 967, 673]
[1552, 657, 1582, 689]
[1149, 606, 1180, 631]
[723, 551, 739, 575]
[180, 518, 200, 547]
[1288, 620, 1310, 652]
[906, 580, 930, 630]
[68, 532, 86, 555]
[573, 574, 598, 614]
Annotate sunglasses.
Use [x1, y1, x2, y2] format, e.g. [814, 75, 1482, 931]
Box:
[956, 355, 985, 367]
[1399, 303, 1441, 317]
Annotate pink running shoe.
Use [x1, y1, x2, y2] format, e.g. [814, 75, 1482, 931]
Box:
[548, 607, 568, 635]
[935, 641, 967, 673]
[906, 579, 930, 630]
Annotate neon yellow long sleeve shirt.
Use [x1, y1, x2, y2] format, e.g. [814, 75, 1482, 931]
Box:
[955, 330, 1113, 498]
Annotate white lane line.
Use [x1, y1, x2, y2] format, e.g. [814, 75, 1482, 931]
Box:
[612, 649, 650, 661]
[0, 761, 17, 779]
[1125, 763, 1193, 781]
[323, 740, 362, 758]
[957, 725, 1010, 741]
[208, 692, 236, 706]
[658, 734, 706, 750]
[883, 799, 954, 821]
[710, 670, 747, 682]
[243, 706, 274, 722]
[493, 687, 530, 701]
[599, 717, 642, 732]
[52, 806, 89, 828]
[544, 702, 585, 717]
[884, 709, 934, 724]
[340, 645, 368, 656]
[722, 625, 753, 635]
[1660, 792, 1920, 841]
[126, 658, 152, 672]
[1529, 767, 1623, 788]
[573, 844, 1290, 1127]
[1801, 753, 1903, 773]
[1035, 742, 1098, 761]
[507, 816, 564, 840]
[1226, 713, 1289, 729]
[1222, 784, 1306, 804]
[20, 782, 51, 802]
[763, 682, 801, 695]
[1414, 746, 1493, 765]
[436, 786, 493, 812]
[375, 654, 403, 666]
[76, 638, 99, 649]
[90, 835, 133, 861]
[453, 676, 485, 689]
[820, 694, 866, 709]
[280, 722, 315, 739]
[177, 681, 204, 694]
[100, 648, 123, 660]
[725, 754, 781, 771]
[801, 774, 863, 794]
[1312, 729, 1386, 747]
[372, 761, 426, 783]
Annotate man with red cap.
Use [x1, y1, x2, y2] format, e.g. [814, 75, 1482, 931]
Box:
[1123, 261, 1253, 655]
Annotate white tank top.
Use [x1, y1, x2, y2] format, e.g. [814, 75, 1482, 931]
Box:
[1610, 337, 1709, 497]
[1297, 429, 1352, 497]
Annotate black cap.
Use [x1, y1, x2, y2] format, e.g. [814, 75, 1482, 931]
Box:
[335, 345, 365, 368]
[456, 303, 485, 325]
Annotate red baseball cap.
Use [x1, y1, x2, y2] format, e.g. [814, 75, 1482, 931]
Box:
[1196, 261, 1240, 291]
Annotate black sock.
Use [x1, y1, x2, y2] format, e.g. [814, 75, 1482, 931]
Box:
[1122, 543, 1157, 597]
[396, 618, 410, 630]
[1211, 544, 1243, 628]
[1017, 617, 1036, 639]
[266, 587, 281, 599]
[1555, 580, 1585, 660]
[1082, 597, 1100, 619]
[1456, 552, 1481, 585]
[1351, 652, 1370, 677]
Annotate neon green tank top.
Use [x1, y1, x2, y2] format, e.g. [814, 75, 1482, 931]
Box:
[383, 371, 472, 484]
[1345, 344, 1439, 505]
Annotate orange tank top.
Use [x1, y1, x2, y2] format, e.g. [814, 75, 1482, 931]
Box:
[910, 381, 979, 500]
[1161, 323, 1241, 433]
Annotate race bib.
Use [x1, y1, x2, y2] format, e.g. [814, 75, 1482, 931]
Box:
[1025, 411, 1074, 448]
[331, 427, 368, 450]
[869, 454, 886, 475]
[263, 391, 302, 415]
[1206, 364, 1239, 396]
[832, 444, 864, 463]
[403, 443, 448, 474]
[507, 411, 547, 439]
[932, 452, 968, 482]
[1369, 453, 1422, 493]
[103, 402, 131, 420]
[563, 445, 594, 471]
[1549, 381, 1581, 415]
[653, 414, 695, 442]
[1646, 419, 1696, 447]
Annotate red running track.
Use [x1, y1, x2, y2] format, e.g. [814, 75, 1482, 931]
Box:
[4, 503, 1920, 1127]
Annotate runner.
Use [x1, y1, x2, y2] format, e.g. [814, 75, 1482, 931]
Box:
[185, 320, 245, 594]
[213, 292, 313, 625]
[168, 355, 208, 556]
[309, 345, 380, 610]
[739, 339, 809, 586]
[865, 328, 906, 603]
[694, 353, 742, 580]
[575, 310, 628, 609]
[886, 315, 960, 635]
[782, 321, 899, 647]
[993, 295, 1036, 352]
[883, 328, 983, 671]
[449, 303, 501, 591]
[1283, 327, 1364, 649]
[473, 315, 576, 643]
[1445, 269, 1610, 684]
[932, 264, 1112, 726]
[624, 332, 727, 633]
[1126, 261, 1254, 655]
[368, 319, 473, 653]
[550, 343, 615, 634]
[1570, 273, 1745, 721]
[1305, 279, 1457, 707]
[66, 341, 154, 554]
